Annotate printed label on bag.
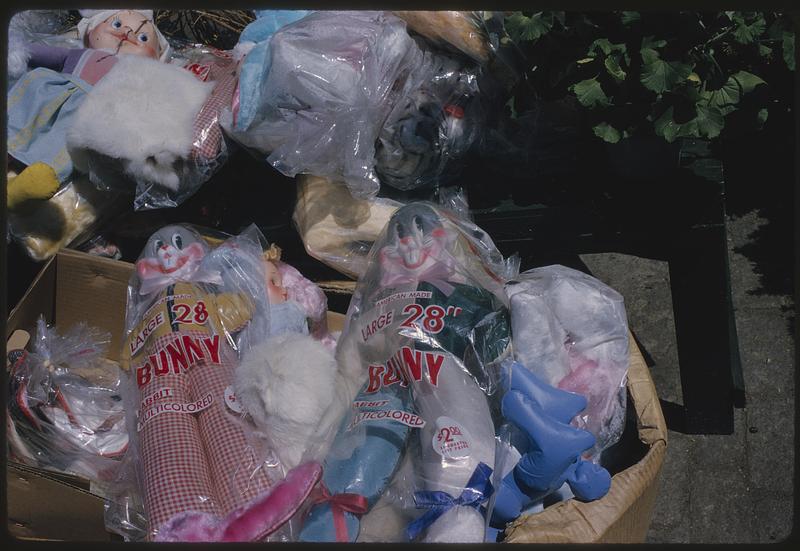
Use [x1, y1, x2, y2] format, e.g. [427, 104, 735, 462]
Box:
[224, 385, 243, 414]
[348, 408, 425, 430]
[432, 416, 472, 460]
[137, 393, 213, 431]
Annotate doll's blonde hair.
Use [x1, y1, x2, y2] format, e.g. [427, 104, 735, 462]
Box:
[264, 243, 282, 262]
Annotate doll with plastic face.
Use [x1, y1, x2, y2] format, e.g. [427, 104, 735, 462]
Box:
[6, 9, 171, 253]
[260, 245, 311, 338]
[83, 10, 163, 60]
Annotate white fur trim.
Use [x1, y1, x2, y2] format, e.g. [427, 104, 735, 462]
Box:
[66, 55, 213, 192]
[234, 333, 340, 471]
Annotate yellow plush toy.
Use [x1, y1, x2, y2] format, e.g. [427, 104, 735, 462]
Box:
[6, 162, 60, 211]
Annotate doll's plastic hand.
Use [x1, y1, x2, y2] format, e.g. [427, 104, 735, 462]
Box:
[490, 362, 611, 527]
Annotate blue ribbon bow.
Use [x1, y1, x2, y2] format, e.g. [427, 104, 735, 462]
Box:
[406, 462, 494, 541]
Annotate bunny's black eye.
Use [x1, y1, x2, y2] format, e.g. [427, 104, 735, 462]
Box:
[395, 223, 406, 239]
[153, 239, 164, 254]
[172, 234, 183, 250]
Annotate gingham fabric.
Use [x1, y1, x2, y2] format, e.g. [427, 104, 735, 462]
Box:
[187, 339, 271, 513]
[133, 319, 273, 537]
[138, 331, 219, 530]
[188, 53, 240, 162]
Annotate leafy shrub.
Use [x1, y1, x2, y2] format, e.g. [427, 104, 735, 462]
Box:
[501, 11, 795, 143]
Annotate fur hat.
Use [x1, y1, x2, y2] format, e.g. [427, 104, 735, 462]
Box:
[77, 9, 171, 61]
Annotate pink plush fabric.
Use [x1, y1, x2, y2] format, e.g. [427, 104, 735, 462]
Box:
[277, 261, 334, 345]
[155, 461, 323, 542]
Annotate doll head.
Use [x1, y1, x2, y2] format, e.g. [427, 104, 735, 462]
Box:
[263, 244, 289, 304]
[136, 225, 208, 282]
[380, 203, 453, 275]
[78, 10, 171, 61]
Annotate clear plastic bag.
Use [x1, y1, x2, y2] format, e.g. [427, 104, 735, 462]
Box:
[113, 224, 336, 541]
[7, 173, 127, 261]
[225, 10, 424, 199]
[118, 224, 275, 539]
[374, 48, 483, 191]
[6, 316, 128, 482]
[8, 10, 236, 212]
[505, 265, 630, 459]
[65, 47, 235, 211]
[296, 202, 513, 542]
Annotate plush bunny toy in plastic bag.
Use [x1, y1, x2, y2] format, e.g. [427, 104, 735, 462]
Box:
[121, 225, 322, 541]
[298, 202, 511, 543]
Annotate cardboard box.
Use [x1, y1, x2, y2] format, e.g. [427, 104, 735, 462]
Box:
[6, 250, 666, 542]
[4, 249, 350, 541]
[6, 249, 132, 541]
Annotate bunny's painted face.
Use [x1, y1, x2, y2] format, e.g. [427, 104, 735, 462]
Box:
[87, 11, 160, 59]
[136, 226, 207, 280]
[385, 205, 447, 270]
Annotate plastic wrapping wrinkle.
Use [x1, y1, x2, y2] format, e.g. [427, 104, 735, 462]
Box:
[6, 317, 128, 482]
[228, 11, 425, 199]
[505, 265, 630, 459]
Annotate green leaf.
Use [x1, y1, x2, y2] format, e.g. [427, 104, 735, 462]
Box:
[783, 31, 795, 71]
[504, 11, 558, 43]
[757, 108, 769, 126]
[589, 38, 627, 59]
[694, 104, 725, 139]
[605, 56, 627, 81]
[653, 107, 688, 142]
[703, 82, 739, 116]
[593, 122, 622, 143]
[653, 105, 723, 142]
[620, 11, 640, 25]
[758, 43, 773, 57]
[570, 78, 611, 108]
[732, 14, 767, 44]
[640, 53, 693, 93]
[729, 71, 766, 94]
[640, 47, 660, 65]
[641, 35, 667, 50]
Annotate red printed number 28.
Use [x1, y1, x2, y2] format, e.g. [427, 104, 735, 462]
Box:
[172, 301, 209, 325]
[399, 304, 448, 334]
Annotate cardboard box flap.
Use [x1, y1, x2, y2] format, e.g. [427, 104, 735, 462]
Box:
[54, 249, 134, 361]
[7, 464, 109, 541]
[504, 336, 668, 543]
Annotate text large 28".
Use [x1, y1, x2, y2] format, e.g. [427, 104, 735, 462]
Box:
[171, 301, 209, 325]
[399, 304, 461, 334]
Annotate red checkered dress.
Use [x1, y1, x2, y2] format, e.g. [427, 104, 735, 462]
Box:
[189, 53, 240, 162]
[131, 291, 273, 538]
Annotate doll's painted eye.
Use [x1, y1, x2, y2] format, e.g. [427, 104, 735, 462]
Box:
[413, 216, 424, 232]
[395, 222, 406, 239]
[111, 18, 122, 29]
[171, 234, 184, 250]
[137, 32, 149, 43]
[153, 239, 164, 254]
